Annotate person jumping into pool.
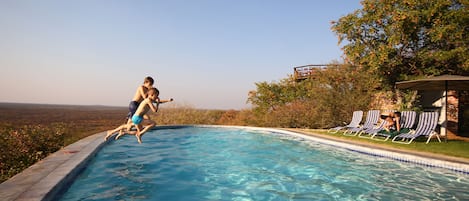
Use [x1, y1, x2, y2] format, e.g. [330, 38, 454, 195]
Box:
[115, 76, 172, 138]
[125, 76, 155, 125]
[105, 87, 172, 143]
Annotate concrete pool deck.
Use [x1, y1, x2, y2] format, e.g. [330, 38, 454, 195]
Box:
[1, 125, 469, 201]
[0, 131, 107, 201]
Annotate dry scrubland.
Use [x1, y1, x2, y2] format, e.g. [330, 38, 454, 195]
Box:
[0, 103, 128, 182]
[0, 103, 238, 182]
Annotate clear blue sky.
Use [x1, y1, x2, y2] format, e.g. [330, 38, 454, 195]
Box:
[0, 0, 361, 110]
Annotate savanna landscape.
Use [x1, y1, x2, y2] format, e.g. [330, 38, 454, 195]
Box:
[0, 103, 127, 182]
[0, 102, 248, 182]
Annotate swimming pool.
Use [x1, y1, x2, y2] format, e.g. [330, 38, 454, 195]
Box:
[57, 126, 469, 200]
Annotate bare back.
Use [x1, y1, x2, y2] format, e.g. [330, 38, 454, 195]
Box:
[132, 85, 149, 102]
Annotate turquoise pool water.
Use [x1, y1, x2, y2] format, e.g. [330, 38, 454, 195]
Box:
[58, 126, 469, 200]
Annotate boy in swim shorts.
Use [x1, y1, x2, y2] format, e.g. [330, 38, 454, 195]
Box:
[106, 88, 171, 143]
[126, 76, 154, 123]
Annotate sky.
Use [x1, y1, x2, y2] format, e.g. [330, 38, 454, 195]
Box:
[0, 0, 362, 110]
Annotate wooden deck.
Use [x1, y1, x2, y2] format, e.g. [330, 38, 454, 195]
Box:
[293, 64, 328, 81]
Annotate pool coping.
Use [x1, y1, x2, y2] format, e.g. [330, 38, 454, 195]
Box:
[0, 131, 108, 201]
[277, 128, 469, 172]
[1, 125, 469, 201]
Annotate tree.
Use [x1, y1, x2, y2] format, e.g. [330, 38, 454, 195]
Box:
[247, 76, 305, 113]
[311, 64, 378, 127]
[247, 64, 377, 128]
[332, 0, 469, 88]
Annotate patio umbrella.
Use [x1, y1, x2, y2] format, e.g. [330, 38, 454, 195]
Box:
[395, 74, 469, 140]
[395, 75, 469, 91]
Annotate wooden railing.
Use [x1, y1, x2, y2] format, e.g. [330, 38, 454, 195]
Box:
[293, 64, 328, 81]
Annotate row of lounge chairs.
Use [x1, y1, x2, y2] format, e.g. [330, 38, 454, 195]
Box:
[327, 110, 441, 144]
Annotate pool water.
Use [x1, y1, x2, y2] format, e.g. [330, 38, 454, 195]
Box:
[58, 126, 469, 200]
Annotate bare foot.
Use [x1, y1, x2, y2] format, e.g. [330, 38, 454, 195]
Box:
[115, 133, 124, 140]
[136, 133, 142, 144]
[115, 130, 124, 140]
[104, 131, 113, 141]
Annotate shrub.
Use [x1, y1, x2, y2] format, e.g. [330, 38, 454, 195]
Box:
[0, 123, 66, 182]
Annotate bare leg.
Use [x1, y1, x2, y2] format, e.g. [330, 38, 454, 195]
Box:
[116, 130, 137, 140]
[105, 130, 115, 141]
[105, 125, 125, 141]
[135, 124, 155, 144]
[115, 129, 125, 140]
[105, 124, 130, 141]
[115, 124, 132, 140]
[135, 125, 143, 144]
[136, 133, 143, 144]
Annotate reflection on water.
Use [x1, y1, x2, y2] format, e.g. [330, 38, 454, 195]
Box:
[58, 127, 469, 201]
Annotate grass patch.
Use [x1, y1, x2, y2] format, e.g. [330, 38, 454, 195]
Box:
[297, 129, 469, 159]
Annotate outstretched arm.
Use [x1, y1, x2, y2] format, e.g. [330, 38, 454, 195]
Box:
[149, 100, 159, 112]
[158, 98, 174, 104]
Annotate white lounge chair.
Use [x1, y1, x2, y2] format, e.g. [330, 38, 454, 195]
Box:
[343, 110, 380, 136]
[370, 111, 417, 141]
[392, 111, 440, 144]
[327, 110, 363, 134]
[357, 110, 397, 138]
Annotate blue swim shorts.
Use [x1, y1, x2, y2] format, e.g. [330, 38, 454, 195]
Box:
[132, 115, 143, 125]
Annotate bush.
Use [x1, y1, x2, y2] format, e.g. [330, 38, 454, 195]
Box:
[0, 123, 66, 182]
[247, 64, 379, 128]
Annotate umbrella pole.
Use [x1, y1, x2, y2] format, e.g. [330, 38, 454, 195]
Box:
[445, 81, 448, 142]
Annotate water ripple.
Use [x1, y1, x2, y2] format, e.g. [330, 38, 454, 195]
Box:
[59, 127, 469, 201]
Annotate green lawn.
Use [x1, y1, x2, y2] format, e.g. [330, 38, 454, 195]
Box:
[292, 129, 469, 160]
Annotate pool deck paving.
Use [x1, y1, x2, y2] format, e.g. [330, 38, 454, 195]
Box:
[1, 126, 469, 201]
[0, 132, 107, 201]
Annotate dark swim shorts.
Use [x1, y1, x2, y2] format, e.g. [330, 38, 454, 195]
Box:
[128, 101, 140, 118]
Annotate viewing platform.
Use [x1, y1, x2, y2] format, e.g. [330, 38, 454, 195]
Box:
[293, 64, 329, 81]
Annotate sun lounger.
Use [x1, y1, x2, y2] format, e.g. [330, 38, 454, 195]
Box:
[343, 110, 380, 136]
[368, 111, 417, 141]
[392, 111, 440, 144]
[327, 110, 363, 134]
[357, 110, 396, 138]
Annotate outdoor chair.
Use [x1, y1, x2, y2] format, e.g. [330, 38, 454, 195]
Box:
[357, 110, 397, 139]
[327, 110, 363, 134]
[369, 110, 417, 141]
[343, 110, 380, 136]
[392, 111, 440, 144]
